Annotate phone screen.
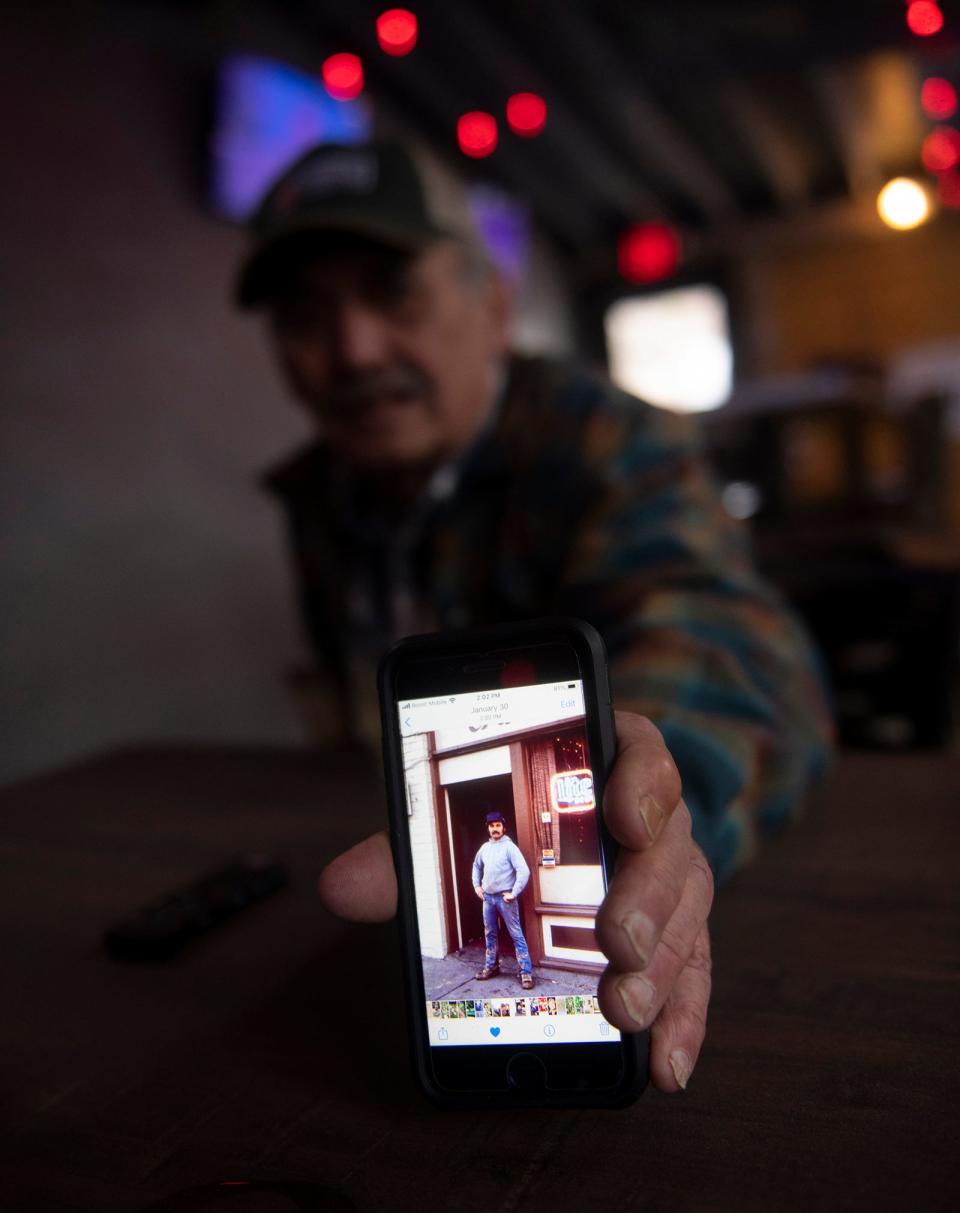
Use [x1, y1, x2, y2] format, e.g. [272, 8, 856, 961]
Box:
[396, 676, 621, 1051]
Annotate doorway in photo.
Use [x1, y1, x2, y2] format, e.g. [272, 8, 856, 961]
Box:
[445, 772, 518, 955]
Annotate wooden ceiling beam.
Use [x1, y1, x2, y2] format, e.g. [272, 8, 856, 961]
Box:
[718, 80, 811, 211]
[809, 52, 932, 202]
[521, 0, 739, 223]
[302, 0, 597, 247]
[809, 61, 881, 199]
[415, 0, 664, 223]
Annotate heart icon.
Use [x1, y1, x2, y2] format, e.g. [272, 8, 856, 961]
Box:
[490, 1026, 501, 1037]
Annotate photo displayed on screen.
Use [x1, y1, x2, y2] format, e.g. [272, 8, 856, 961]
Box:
[397, 679, 621, 1048]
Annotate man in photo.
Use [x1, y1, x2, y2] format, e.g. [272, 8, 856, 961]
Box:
[472, 810, 534, 990]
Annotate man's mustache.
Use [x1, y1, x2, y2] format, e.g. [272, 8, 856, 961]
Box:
[326, 365, 433, 415]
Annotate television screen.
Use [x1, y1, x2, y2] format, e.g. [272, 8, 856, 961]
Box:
[210, 54, 372, 221]
[466, 185, 530, 285]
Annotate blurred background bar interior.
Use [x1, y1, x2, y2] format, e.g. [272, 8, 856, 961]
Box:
[3, 0, 960, 781]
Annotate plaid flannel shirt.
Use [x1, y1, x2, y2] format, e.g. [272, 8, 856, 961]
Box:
[265, 354, 833, 883]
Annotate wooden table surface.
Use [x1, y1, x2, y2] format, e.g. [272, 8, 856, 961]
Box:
[2, 746, 958, 1212]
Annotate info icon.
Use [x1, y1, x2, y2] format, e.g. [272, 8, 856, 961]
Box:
[543, 1024, 556, 1038]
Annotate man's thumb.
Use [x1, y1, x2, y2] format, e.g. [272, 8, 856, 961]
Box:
[317, 831, 398, 923]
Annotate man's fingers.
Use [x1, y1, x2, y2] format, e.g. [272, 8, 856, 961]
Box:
[596, 842, 713, 1030]
[317, 831, 397, 923]
[596, 920, 712, 1094]
[649, 922, 712, 1092]
[604, 712, 683, 850]
[595, 802, 694, 972]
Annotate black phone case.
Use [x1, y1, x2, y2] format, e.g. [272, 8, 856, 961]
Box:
[378, 617, 650, 1108]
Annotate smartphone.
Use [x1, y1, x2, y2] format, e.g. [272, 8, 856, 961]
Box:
[378, 617, 649, 1108]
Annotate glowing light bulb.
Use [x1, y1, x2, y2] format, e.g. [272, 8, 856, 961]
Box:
[457, 112, 497, 158]
[617, 223, 681, 284]
[376, 9, 417, 57]
[506, 93, 548, 137]
[921, 127, 960, 173]
[906, 2, 944, 38]
[921, 77, 957, 120]
[322, 53, 364, 101]
[876, 177, 931, 230]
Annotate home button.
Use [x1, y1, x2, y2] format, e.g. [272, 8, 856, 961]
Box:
[506, 1052, 548, 1092]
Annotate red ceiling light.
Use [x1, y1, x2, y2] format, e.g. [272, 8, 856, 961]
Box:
[457, 111, 498, 158]
[506, 92, 548, 137]
[376, 9, 418, 57]
[936, 168, 960, 208]
[921, 126, 960, 173]
[322, 52, 364, 101]
[617, 222, 681, 284]
[921, 77, 958, 120]
[906, 2, 944, 37]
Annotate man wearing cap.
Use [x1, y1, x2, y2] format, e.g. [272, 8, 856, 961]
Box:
[237, 139, 833, 1094]
[471, 811, 534, 990]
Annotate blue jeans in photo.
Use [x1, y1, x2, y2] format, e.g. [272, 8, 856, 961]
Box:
[483, 892, 532, 975]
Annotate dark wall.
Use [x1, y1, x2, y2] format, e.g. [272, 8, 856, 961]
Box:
[0, 3, 313, 782]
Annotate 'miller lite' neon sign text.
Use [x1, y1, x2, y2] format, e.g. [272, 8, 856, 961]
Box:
[550, 768, 596, 813]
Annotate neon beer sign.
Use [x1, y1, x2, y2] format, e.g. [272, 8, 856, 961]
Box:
[550, 768, 595, 813]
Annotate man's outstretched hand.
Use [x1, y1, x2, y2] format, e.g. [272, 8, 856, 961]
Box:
[317, 710, 713, 1094]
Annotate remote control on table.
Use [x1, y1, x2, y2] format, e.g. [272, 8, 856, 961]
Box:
[103, 856, 289, 960]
